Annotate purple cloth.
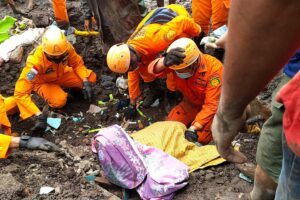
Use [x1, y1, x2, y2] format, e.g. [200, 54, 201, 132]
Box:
[92, 125, 189, 199]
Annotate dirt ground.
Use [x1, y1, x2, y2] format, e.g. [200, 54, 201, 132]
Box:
[0, 1, 280, 200]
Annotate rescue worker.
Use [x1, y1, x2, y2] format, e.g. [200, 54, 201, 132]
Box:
[82, 0, 142, 53]
[192, 0, 230, 35]
[148, 37, 223, 145]
[0, 95, 59, 159]
[52, 0, 69, 29]
[106, 4, 201, 118]
[14, 26, 96, 134]
[211, 0, 300, 199]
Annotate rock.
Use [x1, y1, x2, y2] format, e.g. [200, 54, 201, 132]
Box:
[216, 179, 225, 184]
[205, 173, 215, 180]
[9, 46, 23, 63]
[0, 173, 25, 199]
[199, 170, 206, 176]
[55, 186, 61, 194]
[76, 160, 92, 172]
[31, 11, 49, 27]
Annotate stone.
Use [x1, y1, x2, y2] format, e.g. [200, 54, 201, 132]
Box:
[0, 173, 25, 199]
[76, 160, 92, 172]
[205, 173, 215, 180]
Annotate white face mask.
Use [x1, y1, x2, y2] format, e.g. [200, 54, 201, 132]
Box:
[175, 71, 194, 79]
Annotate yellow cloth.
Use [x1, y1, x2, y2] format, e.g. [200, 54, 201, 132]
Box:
[131, 121, 226, 173]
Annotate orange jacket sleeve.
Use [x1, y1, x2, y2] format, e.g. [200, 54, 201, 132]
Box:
[193, 58, 223, 127]
[0, 134, 12, 158]
[14, 50, 42, 120]
[67, 44, 92, 80]
[166, 15, 201, 37]
[0, 95, 11, 129]
[128, 70, 141, 100]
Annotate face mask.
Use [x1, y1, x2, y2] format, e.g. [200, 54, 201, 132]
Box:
[175, 71, 194, 79]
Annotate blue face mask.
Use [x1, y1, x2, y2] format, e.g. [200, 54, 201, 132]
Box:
[175, 71, 194, 79]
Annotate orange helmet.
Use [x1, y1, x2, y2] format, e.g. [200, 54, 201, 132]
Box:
[167, 37, 200, 70]
[42, 26, 68, 56]
[106, 43, 130, 73]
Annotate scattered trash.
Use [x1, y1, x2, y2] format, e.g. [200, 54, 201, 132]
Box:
[98, 100, 106, 106]
[87, 104, 107, 115]
[211, 25, 228, 38]
[116, 99, 130, 110]
[72, 117, 84, 123]
[138, 120, 144, 129]
[116, 76, 128, 94]
[109, 94, 113, 100]
[0, 15, 16, 43]
[115, 113, 121, 119]
[239, 172, 253, 183]
[0, 28, 45, 64]
[88, 128, 103, 133]
[47, 117, 62, 129]
[39, 186, 55, 195]
[150, 99, 159, 107]
[85, 175, 96, 183]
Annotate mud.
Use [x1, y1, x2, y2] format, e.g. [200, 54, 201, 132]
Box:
[0, 1, 274, 199]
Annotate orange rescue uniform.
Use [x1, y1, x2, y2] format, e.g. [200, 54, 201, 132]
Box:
[52, 0, 69, 24]
[192, 0, 230, 34]
[127, 4, 201, 101]
[149, 54, 223, 144]
[14, 44, 96, 120]
[0, 95, 18, 158]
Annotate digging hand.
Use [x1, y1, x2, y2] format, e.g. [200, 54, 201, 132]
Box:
[83, 81, 93, 102]
[31, 114, 47, 134]
[20, 136, 60, 152]
[123, 104, 137, 120]
[163, 47, 186, 67]
[212, 110, 247, 164]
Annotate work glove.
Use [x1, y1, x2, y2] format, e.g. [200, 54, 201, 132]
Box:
[163, 47, 186, 67]
[31, 114, 47, 134]
[20, 136, 60, 152]
[83, 81, 93, 102]
[184, 128, 198, 143]
[123, 104, 137, 120]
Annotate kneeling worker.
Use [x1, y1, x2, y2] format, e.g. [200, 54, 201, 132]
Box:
[107, 4, 201, 117]
[149, 38, 223, 144]
[14, 26, 96, 134]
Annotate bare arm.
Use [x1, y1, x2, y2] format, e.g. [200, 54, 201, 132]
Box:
[212, 0, 300, 163]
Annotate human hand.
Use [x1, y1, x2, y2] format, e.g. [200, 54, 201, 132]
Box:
[20, 136, 60, 152]
[83, 81, 93, 102]
[212, 111, 247, 163]
[163, 47, 185, 67]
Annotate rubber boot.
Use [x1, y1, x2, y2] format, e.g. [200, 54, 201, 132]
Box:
[250, 165, 277, 200]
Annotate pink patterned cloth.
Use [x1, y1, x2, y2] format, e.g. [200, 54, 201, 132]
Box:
[92, 125, 189, 199]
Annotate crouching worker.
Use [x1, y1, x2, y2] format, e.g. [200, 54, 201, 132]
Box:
[148, 38, 223, 145]
[14, 26, 96, 134]
[0, 95, 59, 159]
[106, 4, 201, 118]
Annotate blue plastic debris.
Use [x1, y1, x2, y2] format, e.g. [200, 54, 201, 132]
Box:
[47, 118, 62, 129]
[72, 117, 84, 122]
[85, 175, 96, 182]
[239, 172, 253, 183]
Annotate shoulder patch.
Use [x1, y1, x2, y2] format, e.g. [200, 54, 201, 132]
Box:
[26, 66, 38, 81]
[164, 30, 176, 41]
[209, 76, 221, 87]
